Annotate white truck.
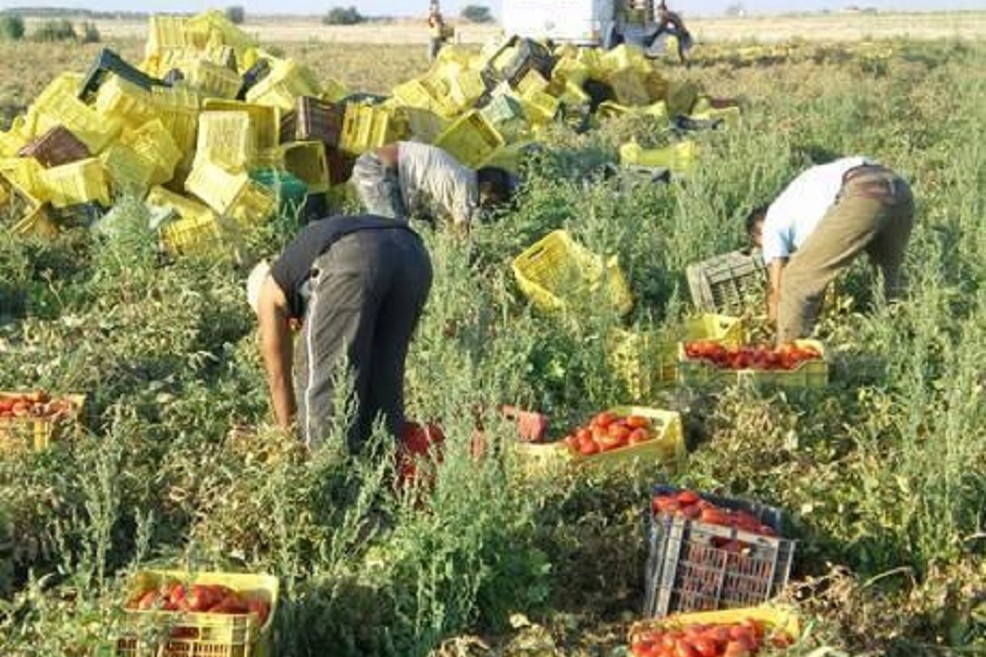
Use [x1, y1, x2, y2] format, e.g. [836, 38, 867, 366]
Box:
[500, 0, 668, 52]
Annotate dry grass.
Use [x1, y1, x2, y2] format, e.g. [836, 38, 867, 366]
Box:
[20, 11, 986, 45]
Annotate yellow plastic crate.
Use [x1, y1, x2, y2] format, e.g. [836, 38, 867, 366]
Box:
[32, 85, 122, 154]
[665, 79, 701, 116]
[569, 406, 685, 473]
[521, 89, 560, 125]
[160, 214, 225, 256]
[280, 141, 329, 193]
[449, 70, 487, 111]
[0, 157, 47, 201]
[145, 15, 191, 58]
[40, 158, 110, 208]
[515, 69, 549, 95]
[196, 111, 257, 171]
[100, 144, 155, 198]
[122, 120, 183, 186]
[152, 86, 201, 163]
[610, 315, 745, 398]
[245, 59, 321, 112]
[677, 339, 829, 389]
[95, 76, 160, 128]
[607, 68, 651, 106]
[185, 161, 250, 214]
[339, 104, 408, 157]
[511, 230, 633, 315]
[629, 605, 801, 645]
[433, 110, 504, 169]
[185, 10, 258, 58]
[146, 186, 215, 224]
[392, 78, 457, 119]
[620, 141, 698, 175]
[225, 181, 276, 228]
[185, 60, 242, 99]
[549, 58, 590, 90]
[114, 570, 278, 657]
[203, 100, 280, 151]
[11, 204, 59, 238]
[0, 392, 85, 455]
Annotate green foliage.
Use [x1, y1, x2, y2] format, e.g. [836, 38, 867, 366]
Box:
[323, 6, 365, 26]
[0, 37, 984, 657]
[460, 4, 494, 23]
[79, 20, 100, 44]
[31, 18, 77, 42]
[0, 14, 25, 41]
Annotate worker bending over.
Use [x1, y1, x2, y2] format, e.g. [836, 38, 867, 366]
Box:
[352, 141, 514, 233]
[655, 1, 693, 64]
[248, 215, 432, 451]
[746, 157, 914, 343]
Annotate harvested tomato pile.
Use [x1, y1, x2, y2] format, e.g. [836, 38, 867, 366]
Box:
[127, 581, 271, 626]
[629, 618, 793, 657]
[652, 489, 777, 539]
[563, 411, 658, 456]
[683, 342, 821, 371]
[0, 391, 76, 419]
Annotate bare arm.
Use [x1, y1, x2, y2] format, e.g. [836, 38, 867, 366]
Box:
[767, 257, 787, 325]
[257, 277, 297, 429]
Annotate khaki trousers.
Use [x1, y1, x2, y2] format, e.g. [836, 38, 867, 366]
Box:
[778, 167, 915, 342]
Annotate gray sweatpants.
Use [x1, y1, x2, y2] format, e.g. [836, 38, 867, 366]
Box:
[295, 229, 432, 452]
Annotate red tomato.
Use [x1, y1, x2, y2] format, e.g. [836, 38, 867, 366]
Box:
[723, 642, 750, 657]
[626, 415, 652, 429]
[681, 504, 702, 519]
[576, 428, 593, 442]
[628, 428, 651, 445]
[607, 423, 632, 442]
[592, 411, 618, 428]
[674, 640, 699, 657]
[676, 490, 701, 505]
[690, 638, 717, 657]
[578, 438, 600, 456]
[137, 590, 159, 610]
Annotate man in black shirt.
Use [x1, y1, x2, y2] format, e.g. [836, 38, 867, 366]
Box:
[247, 215, 433, 451]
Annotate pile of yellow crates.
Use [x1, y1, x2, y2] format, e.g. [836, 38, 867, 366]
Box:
[0, 11, 737, 256]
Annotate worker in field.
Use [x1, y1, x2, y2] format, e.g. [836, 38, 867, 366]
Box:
[653, 1, 694, 64]
[427, 5, 448, 61]
[247, 215, 432, 451]
[746, 157, 915, 343]
[351, 141, 515, 234]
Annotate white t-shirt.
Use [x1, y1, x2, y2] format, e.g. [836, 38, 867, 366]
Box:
[761, 156, 875, 263]
[397, 142, 478, 226]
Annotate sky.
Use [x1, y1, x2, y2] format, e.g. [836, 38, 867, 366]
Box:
[1, 0, 984, 16]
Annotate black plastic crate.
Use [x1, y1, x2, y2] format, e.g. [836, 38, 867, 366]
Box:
[686, 250, 767, 316]
[644, 485, 794, 618]
[501, 39, 557, 89]
[78, 48, 168, 101]
[236, 59, 271, 101]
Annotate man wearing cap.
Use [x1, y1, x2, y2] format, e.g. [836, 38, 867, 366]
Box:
[351, 141, 515, 234]
[745, 156, 915, 343]
[247, 215, 432, 451]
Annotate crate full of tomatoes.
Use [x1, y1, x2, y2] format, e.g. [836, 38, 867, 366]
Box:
[677, 340, 827, 388]
[645, 486, 795, 618]
[114, 570, 277, 657]
[0, 390, 85, 454]
[562, 406, 686, 473]
[629, 606, 800, 657]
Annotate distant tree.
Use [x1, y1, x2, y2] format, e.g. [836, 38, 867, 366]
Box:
[32, 18, 76, 42]
[79, 20, 100, 43]
[460, 5, 493, 23]
[725, 3, 745, 17]
[324, 6, 365, 25]
[225, 6, 245, 24]
[0, 14, 26, 41]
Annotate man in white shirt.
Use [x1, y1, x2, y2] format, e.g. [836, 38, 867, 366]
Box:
[352, 141, 514, 234]
[746, 157, 914, 342]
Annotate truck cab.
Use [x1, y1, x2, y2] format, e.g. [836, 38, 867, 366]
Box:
[501, 0, 666, 51]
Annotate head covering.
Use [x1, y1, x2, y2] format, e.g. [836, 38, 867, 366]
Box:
[247, 261, 271, 313]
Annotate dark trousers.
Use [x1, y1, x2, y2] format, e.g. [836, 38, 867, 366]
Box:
[295, 229, 432, 452]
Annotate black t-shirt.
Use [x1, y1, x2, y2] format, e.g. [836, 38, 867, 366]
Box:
[270, 215, 414, 319]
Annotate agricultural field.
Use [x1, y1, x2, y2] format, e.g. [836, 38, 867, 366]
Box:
[1, 13, 985, 657]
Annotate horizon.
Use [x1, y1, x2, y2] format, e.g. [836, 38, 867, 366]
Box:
[2, 1, 986, 18]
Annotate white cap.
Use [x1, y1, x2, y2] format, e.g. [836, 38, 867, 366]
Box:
[247, 261, 271, 314]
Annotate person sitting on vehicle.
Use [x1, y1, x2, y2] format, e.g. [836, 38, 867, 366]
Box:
[745, 156, 915, 343]
[352, 141, 514, 234]
[654, 1, 693, 64]
[247, 215, 433, 452]
[427, 7, 448, 61]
